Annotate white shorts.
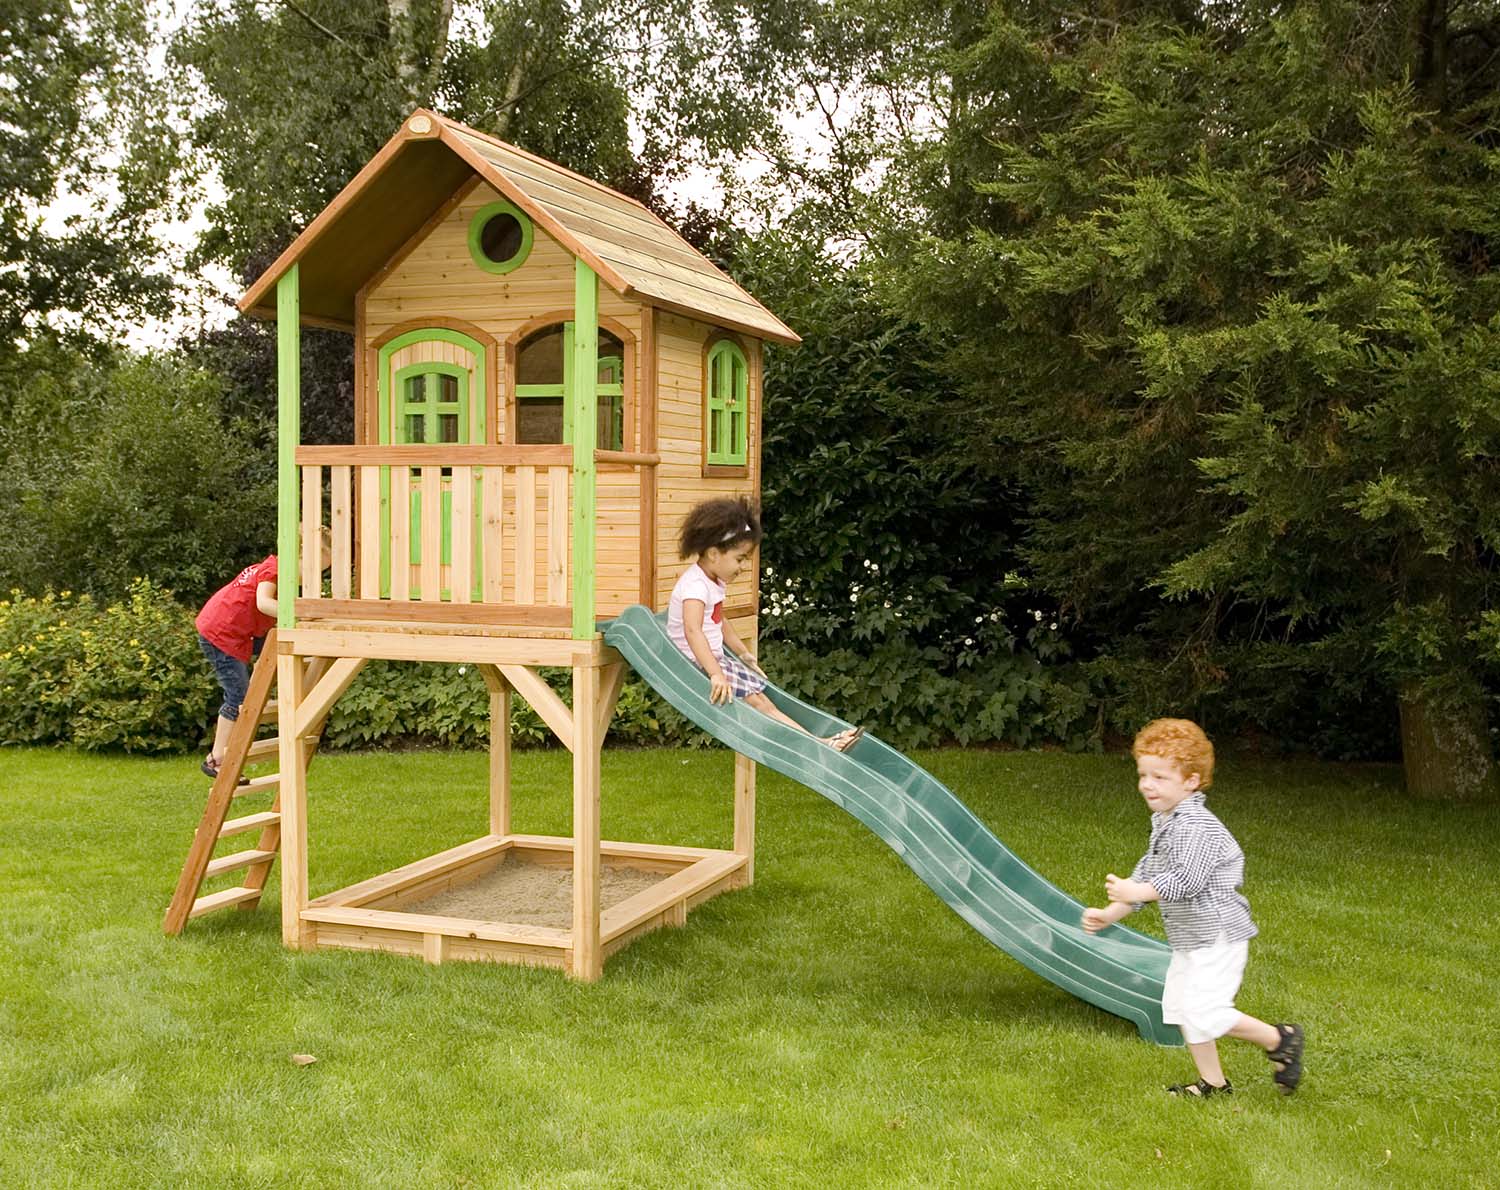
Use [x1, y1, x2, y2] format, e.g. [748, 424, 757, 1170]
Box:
[1161, 935, 1249, 1044]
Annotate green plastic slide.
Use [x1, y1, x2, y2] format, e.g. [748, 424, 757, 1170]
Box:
[603, 605, 1177, 1045]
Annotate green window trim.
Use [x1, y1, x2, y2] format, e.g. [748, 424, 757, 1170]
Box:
[706, 339, 749, 467]
[376, 328, 488, 601]
[468, 199, 534, 275]
[516, 323, 625, 450]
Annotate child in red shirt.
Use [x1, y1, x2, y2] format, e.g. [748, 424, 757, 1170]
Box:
[195, 531, 329, 778]
[195, 556, 280, 778]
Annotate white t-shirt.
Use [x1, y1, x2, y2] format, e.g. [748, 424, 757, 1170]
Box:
[667, 563, 726, 662]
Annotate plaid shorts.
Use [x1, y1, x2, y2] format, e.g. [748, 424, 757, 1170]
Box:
[713, 651, 767, 699]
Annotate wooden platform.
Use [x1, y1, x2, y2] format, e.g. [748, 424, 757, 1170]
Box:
[301, 834, 748, 969]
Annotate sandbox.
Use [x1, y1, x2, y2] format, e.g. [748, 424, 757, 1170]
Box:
[298, 833, 749, 969]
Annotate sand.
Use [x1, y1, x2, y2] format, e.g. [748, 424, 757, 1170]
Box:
[399, 856, 666, 927]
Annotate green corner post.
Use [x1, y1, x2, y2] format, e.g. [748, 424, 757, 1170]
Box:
[277, 264, 300, 631]
[571, 258, 598, 639]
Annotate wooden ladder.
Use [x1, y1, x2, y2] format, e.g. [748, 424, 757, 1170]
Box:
[163, 632, 334, 934]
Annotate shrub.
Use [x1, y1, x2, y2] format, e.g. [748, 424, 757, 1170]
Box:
[0, 581, 207, 752]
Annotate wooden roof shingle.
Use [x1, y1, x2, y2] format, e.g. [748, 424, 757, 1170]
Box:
[239, 110, 799, 345]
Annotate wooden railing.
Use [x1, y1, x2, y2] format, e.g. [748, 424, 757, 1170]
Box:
[294, 445, 574, 626]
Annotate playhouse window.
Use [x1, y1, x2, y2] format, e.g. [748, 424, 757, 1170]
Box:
[468, 200, 533, 274]
[705, 339, 748, 467]
[516, 324, 625, 448]
[398, 365, 468, 446]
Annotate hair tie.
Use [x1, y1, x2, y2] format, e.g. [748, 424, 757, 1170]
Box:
[719, 523, 753, 544]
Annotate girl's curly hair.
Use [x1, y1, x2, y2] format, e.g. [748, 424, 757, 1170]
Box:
[679, 496, 762, 559]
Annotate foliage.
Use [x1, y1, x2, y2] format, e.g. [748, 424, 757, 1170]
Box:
[840, 2, 1500, 776]
[0, 580, 204, 752]
[0, 339, 276, 606]
[322, 662, 706, 750]
[0, 0, 172, 356]
[764, 636, 1097, 752]
[0, 580, 704, 752]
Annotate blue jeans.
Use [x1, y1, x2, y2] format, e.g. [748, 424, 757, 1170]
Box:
[199, 635, 249, 720]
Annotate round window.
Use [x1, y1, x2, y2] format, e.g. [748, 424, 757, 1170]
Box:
[467, 200, 533, 274]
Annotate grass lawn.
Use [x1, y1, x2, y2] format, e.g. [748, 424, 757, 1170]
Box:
[0, 743, 1496, 1188]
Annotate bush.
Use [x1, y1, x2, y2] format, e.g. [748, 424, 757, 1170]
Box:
[0, 584, 709, 754]
[0, 339, 276, 606]
[0, 581, 206, 752]
[764, 637, 1099, 753]
[322, 663, 707, 751]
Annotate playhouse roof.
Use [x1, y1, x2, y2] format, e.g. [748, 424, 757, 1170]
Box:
[238, 110, 800, 345]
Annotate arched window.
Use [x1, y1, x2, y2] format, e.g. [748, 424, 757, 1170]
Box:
[515, 323, 625, 448]
[705, 338, 748, 467]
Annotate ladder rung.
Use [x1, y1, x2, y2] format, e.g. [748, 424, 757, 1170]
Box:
[245, 737, 280, 762]
[232, 774, 280, 798]
[220, 811, 280, 838]
[188, 886, 262, 918]
[204, 849, 277, 878]
[259, 700, 279, 723]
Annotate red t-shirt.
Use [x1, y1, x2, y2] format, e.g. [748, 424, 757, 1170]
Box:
[196, 556, 278, 662]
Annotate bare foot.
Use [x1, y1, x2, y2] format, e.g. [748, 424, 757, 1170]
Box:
[825, 727, 865, 753]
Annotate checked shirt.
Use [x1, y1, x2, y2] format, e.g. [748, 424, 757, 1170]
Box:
[1129, 792, 1257, 951]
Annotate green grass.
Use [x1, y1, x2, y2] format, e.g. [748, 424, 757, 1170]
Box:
[0, 744, 1496, 1188]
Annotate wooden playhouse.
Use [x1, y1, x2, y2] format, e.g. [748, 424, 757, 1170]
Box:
[164, 109, 799, 980]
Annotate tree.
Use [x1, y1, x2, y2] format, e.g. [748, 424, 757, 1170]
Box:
[869, 2, 1500, 796]
[0, 0, 172, 355]
[0, 339, 276, 603]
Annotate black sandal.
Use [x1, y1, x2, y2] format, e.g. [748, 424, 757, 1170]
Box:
[1166, 1078, 1233, 1098]
[1266, 1023, 1304, 1095]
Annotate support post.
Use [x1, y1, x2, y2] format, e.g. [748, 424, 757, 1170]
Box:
[734, 753, 756, 886]
[277, 649, 311, 948]
[571, 660, 602, 980]
[480, 665, 512, 836]
[571, 258, 598, 639]
[277, 265, 300, 630]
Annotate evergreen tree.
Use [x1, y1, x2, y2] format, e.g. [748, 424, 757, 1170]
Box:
[876, 2, 1500, 795]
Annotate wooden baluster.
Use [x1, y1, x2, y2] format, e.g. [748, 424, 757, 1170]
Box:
[420, 464, 440, 600]
[359, 465, 380, 599]
[516, 465, 536, 604]
[330, 465, 351, 599]
[301, 465, 321, 599]
[548, 465, 568, 606]
[390, 466, 410, 601]
[482, 466, 504, 604]
[450, 465, 473, 604]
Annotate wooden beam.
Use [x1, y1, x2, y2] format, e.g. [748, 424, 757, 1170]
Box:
[277, 653, 311, 948]
[639, 304, 658, 609]
[499, 664, 575, 752]
[571, 660, 602, 980]
[281, 628, 600, 666]
[293, 656, 367, 739]
[735, 753, 756, 885]
[479, 665, 512, 836]
[596, 660, 626, 744]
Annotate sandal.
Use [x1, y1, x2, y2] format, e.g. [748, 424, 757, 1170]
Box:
[830, 726, 865, 753]
[1166, 1078, 1233, 1098]
[201, 759, 250, 787]
[1266, 1023, 1304, 1095]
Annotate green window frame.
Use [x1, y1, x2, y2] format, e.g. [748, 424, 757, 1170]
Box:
[376, 328, 488, 601]
[706, 339, 748, 467]
[468, 199, 534, 275]
[516, 323, 625, 449]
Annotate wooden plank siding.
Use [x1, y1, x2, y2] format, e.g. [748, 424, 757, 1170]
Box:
[652, 311, 761, 643]
[356, 183, 761, 628]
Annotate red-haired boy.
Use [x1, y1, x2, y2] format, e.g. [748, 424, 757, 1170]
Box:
[1083, 717, 1304, 1097]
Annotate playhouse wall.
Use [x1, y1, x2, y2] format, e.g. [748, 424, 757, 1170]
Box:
[360, 180, 646, 618]
[653, 310, 761, 643]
